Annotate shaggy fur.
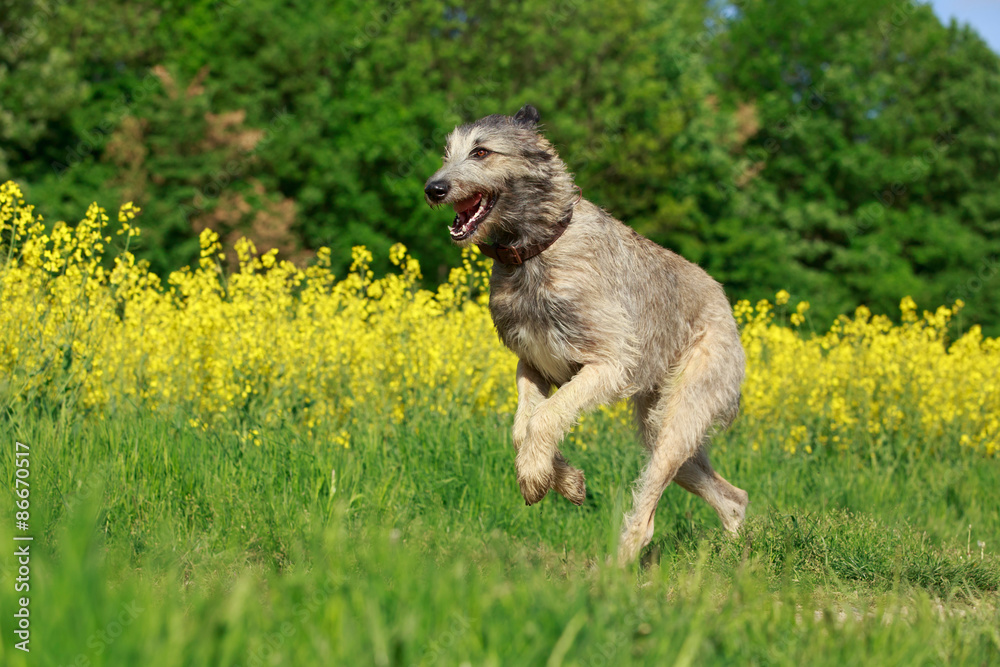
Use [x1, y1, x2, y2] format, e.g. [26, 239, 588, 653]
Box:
[424, 105, 748, 563]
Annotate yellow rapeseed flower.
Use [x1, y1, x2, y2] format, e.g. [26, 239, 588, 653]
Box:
[1, 181, 997, 459]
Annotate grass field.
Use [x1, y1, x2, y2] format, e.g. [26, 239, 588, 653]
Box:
[1, 406, 998, 666]
[1, 186, 999, 665]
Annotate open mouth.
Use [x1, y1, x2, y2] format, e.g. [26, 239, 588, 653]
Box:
[450, 193, 496, 241]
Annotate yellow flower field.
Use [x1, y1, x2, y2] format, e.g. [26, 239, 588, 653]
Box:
[1, 181, 997, 456]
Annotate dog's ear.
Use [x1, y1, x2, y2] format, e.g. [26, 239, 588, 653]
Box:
[513, 104, 540, 128]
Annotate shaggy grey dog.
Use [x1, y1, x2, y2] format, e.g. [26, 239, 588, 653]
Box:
[424, 105, 748, 562]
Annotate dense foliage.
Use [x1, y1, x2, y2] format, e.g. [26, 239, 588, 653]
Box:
[1, 0, 998, 330]
[708, 0, 1000, 331]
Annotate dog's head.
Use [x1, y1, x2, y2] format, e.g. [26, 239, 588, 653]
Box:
[424, 104, 575, 247]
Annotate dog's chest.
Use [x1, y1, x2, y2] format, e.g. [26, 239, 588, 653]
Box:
[488, 266, 581, 385]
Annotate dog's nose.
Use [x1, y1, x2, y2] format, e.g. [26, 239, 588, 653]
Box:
[424, 180, 449, 203]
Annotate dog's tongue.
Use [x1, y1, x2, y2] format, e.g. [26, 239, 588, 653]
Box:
[453, 193, 482, 214]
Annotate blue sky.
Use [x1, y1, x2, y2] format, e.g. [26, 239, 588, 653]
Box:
[929, 0, 1000, 53]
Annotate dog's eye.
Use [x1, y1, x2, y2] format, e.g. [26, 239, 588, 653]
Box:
[471, 148, 491, 159]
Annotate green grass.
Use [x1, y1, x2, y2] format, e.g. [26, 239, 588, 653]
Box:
[1, 407, 998, 666]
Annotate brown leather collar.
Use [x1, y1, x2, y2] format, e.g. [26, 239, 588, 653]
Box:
[476, 189, 581, 265]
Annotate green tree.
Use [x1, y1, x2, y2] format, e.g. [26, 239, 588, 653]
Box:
[3, 0, 999, 332]
[4, 0, 744, 281]
[706, 0, 1000, 329]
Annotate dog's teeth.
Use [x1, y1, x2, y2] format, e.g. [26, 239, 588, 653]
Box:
[446, 194, 493, 240]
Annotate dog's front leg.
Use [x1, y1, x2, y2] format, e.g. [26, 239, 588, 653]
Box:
[513, 359, 550, 453]
[517, 362, 623, 505]
[513, 361, 588, 506]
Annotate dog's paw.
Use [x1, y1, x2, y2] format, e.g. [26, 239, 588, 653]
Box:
[617, 532, 645, 565]
[617, 513, 656, 565]
[553, 465, 586, 506]
[518, 470, 553, 505]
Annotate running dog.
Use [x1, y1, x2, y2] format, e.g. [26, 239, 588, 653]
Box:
[424, 104, 748, 562]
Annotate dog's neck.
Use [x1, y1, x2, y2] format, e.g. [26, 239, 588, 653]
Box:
[478, 212, 571, 265]
[489, 213, 570, 248]
[492, 181, 580, 247]
[479, 187, 581, 265]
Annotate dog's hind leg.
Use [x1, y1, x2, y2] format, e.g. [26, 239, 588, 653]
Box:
[618, 332, 745, 563]
[513, 361, 587, 505]
[517, 362, 623, 505]
[674, 447, 748, 533]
